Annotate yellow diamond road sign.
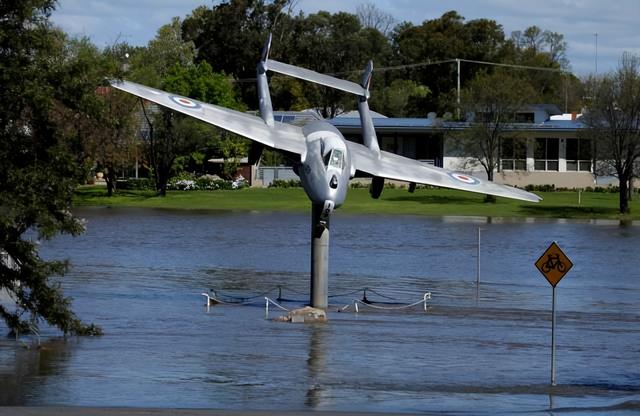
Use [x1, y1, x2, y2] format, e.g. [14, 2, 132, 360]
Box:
[535, 242, 573, 287]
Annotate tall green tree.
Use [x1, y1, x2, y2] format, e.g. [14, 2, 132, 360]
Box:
[182, 2, 393, 118]
[505, 25, 571, 108]
[59, 39, 141, 197]
[391, 11, 509, 115]
[182, 0, 294, 105]
[285, 11, 388, 118]
[369, 79, 430, 117]
[89, 86, 139, 196]
[583, 52, 640, 214]
[0, 1, 101, 335]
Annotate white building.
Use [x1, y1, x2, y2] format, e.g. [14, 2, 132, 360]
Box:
[330, 105, 599, 188]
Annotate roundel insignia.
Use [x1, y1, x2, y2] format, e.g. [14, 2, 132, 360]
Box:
[169, 95, 202, 109]
[449, 172, 480, 185]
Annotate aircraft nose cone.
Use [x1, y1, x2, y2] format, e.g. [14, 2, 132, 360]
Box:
[329, 175, 338, 189]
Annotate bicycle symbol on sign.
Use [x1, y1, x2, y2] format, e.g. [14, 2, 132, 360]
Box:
[541, 253, 567, 273]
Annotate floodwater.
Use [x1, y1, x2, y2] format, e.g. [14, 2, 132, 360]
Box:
[1, 207, 639, 415]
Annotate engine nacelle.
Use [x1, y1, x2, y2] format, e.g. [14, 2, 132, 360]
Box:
[369, 176, 384, 199]
[248, 142, 264, 166]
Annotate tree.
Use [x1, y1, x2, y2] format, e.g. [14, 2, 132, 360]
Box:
[181, 0, 294, 105]
[128, 17, 195, 88]
[507, 26, 569, 107]
[582, 52, 640, 214]
[137, 61, 245, 195]
[0, 1, 101, 335]
[59, 39, 141, 197]
[284, 11, 392, 118]
[454, 70, 536, 201]
[510, 26, 567, 68]
[391, 11, 510, 115]
[218, 134, 250, 179]
[356, 2, 395, 37]
[369, 79, 429, 117]
[128, 16, 248, 195]
[182, 3, 393, 118]
[90, 87, 139, 196]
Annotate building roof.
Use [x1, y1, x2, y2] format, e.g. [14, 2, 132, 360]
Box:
[272, 105, 581, 134]
[337, 109, 388, 118]
[330, 117, 585, 134]
[526, 104, 562, 116]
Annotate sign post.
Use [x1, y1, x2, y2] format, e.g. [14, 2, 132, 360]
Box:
[535, 241, 573, 386]
[476, 227, 481, 300]
[551, 285, 557, 386]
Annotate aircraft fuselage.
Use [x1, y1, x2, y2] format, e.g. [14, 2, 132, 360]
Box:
[299, 121, 352, 217]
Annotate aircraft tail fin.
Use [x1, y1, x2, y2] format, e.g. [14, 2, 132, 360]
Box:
[360, 60, 373, 94]
[257, 33, 274, 126]
[260, 38, 380, 156]
[357, 60, 380, 157]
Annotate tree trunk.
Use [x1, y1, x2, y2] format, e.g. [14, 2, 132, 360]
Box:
[105, 168, 117, 197]
[157, 167, 169, 197]
[484, 164, 496, 203]
[619, 174, 630, 214]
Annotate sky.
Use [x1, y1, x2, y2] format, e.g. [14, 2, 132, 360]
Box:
[50, 0, 640, 77]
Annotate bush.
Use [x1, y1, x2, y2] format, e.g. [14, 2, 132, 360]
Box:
[269, 179, 301, 188]
[166, 173, 243, 191]
[521, 184, 627, 193]
[349, 181, 368, 189]
[194, 176, 230, 190]
[525, 184, 556, 192]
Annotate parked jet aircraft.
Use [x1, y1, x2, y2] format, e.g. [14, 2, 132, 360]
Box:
[111, 35, 540, 218]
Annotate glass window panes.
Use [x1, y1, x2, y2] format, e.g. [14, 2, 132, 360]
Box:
[566, 138, 591, 172]
[501, 138, 527, 171]
[534, 138, 559, 171]
[329, 149, 344, 169]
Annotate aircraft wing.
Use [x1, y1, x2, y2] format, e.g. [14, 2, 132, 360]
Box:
[346, 141, 541, 203]
[109, 80, 307, 155]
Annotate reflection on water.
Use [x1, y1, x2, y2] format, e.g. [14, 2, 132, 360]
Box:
[0, 338, 71, 405]
[0, 207, 639, 414]
[305, 325, 328, 408]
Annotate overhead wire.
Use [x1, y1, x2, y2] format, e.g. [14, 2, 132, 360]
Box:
[229, 57, 565, 84]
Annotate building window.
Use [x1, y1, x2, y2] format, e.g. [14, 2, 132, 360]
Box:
[534, 138, 559, 171]
[500, 138, 527, 170]
[416, 134, 443, 167]
[566, 138, 592, 171]
[379, 135, 397, 153]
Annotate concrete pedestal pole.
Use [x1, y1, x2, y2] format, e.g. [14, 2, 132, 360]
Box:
[310, 203, 330, 309]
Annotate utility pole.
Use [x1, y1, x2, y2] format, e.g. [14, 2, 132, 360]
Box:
[594, 33, 598, 75]
[456, 58, 461, 119]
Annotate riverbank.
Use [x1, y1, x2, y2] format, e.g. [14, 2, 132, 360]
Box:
[74, 185, 640, 220]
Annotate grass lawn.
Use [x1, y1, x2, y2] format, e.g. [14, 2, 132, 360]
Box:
[74, 185, 640, 220]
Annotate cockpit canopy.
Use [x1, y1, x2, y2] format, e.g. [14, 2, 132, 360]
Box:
[323, 148, 344, 170]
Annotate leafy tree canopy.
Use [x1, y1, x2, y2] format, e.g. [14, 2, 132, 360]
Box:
[0, 0, 102, 335]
